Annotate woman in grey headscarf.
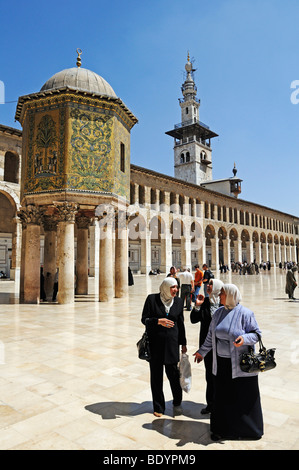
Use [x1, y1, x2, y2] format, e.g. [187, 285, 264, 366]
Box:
[141, 278, 187, 417]
[190, 278, 224, 414]
[194, 283, 264, 441]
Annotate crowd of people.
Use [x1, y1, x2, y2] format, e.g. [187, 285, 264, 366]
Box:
[141, 260, 297, 442]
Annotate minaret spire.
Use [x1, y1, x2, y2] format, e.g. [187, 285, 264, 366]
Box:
[165, 54, 218, 186]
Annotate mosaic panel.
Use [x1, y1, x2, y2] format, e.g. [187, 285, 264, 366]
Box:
[68, 108, 114, 192]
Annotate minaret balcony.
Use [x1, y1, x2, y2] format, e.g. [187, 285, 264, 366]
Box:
[174, 136, 211, 148]
[174, 118, 210, 129]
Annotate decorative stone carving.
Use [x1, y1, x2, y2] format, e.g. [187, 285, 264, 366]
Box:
[76, 215, 93, 230]
[42, 214, 58, 232]
[54, 202, 79, 223]
[18, 204, 42, 227]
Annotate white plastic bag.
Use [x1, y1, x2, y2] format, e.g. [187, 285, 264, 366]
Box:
[179, 353, 192, 393]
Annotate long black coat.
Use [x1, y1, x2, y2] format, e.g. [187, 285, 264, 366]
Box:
[141, 293, 187, 365]
[190, 297, 212, 347]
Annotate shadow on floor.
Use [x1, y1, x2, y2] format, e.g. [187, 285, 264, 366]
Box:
[143, 418, 213, 447]
[85, 400, 209, 420]
[85, 400, 216, 447]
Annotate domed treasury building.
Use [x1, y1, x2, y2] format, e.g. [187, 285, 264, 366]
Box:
[0, 53, 298, 304]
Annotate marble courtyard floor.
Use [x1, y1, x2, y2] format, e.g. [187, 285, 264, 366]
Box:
[0, 269, 298, 451]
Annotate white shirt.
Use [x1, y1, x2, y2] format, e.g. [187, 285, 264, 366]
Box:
[178, 271, 193, 284]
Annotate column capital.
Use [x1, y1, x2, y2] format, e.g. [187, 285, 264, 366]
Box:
[18, 204, 42, 227]
[42, 215, 58, 232]
[76, 215, 93, 230]
[54, 202, 79, 223]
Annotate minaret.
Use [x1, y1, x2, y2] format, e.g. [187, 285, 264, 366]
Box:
[166, 53, 218, 185]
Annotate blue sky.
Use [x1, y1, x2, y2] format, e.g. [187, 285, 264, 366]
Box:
[1, 0, 298, 216]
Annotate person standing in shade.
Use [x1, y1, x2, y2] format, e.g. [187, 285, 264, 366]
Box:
[286, 266, 297, 300]
[141, 277, 187, 417]
[52, 268, 59, 301]
[190, 278, 224, 414]
[194, 283, 263, 441]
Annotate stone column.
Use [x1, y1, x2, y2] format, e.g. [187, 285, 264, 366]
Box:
[210, 237, 219, 271]
[131, 183, 139, 205]
[76, 216, 92, 295]
[246, 240, 254, 264]
[255, 242, 262, 265]
[115, 212, 129, 298]
[10, 216, 22, 282]
[270, 243, 276, 267]
[223, 238, 231, 268]
[201, 232, 207, 265]
[89, 219, 100, 278]
[160, 224, 172, 273]
[262, 242, 269, 262]
[18, 204, 41, 304]
[234, 239, 242, 263]
[99, 214, 115, 302]
[154, 189, 160, 212]
[55, 202, 78, 304]
[42, 216, 57, 301]
[181, 231, 191, 270]
[140, 224, 151, 274]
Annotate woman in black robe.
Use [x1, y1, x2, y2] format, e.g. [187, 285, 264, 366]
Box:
[141, 277, 187, 417]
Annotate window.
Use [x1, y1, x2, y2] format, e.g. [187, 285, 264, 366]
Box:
[186, 152, 190, 162]
[120, 143, 125, 172]
[180, 153, 185, 163]
[4, 151, 19, 183]
[186, 107, 189, 114]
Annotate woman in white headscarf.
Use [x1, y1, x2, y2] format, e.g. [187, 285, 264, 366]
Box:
[141, 277, 187, 417]
[190, 278, 224, 414]
[194, 283, 264, 441]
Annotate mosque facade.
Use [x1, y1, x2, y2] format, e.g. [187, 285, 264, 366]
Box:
[0, 53, 298, 303]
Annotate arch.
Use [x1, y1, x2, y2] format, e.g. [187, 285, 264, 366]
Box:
[218, 226, 227, 240]
[171, 218, 185, 242]
[190, 220, 203, 249]
[149, 215, 166, 242]
[241, 229, 250, 241]
[260, 232, 266, 244]
[0, 183, 20, 210]
[205, 224, 216, 240]
[267, 233, 273, 244]
[0, 191, 17, 233]
[252, 231, 259, 243]
[229, 228, 238, 241]
[128, 213, 146, 240]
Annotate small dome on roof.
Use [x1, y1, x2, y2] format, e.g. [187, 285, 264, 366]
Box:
[40, 66, 117, 98]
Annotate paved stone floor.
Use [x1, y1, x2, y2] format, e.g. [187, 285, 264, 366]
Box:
[0, 269, 298, 451]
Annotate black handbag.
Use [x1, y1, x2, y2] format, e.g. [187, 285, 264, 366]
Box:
[240, 333, 276, 373]
[137, 330, 151, 361]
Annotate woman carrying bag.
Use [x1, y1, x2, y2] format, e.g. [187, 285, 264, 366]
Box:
[194, 283, 264, 441]
[141, 277, 187, 417]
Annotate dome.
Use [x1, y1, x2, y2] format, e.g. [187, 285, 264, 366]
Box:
[40, 67, 117, 98]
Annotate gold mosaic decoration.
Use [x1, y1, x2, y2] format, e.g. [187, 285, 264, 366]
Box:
[68, 108, 114, 192]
